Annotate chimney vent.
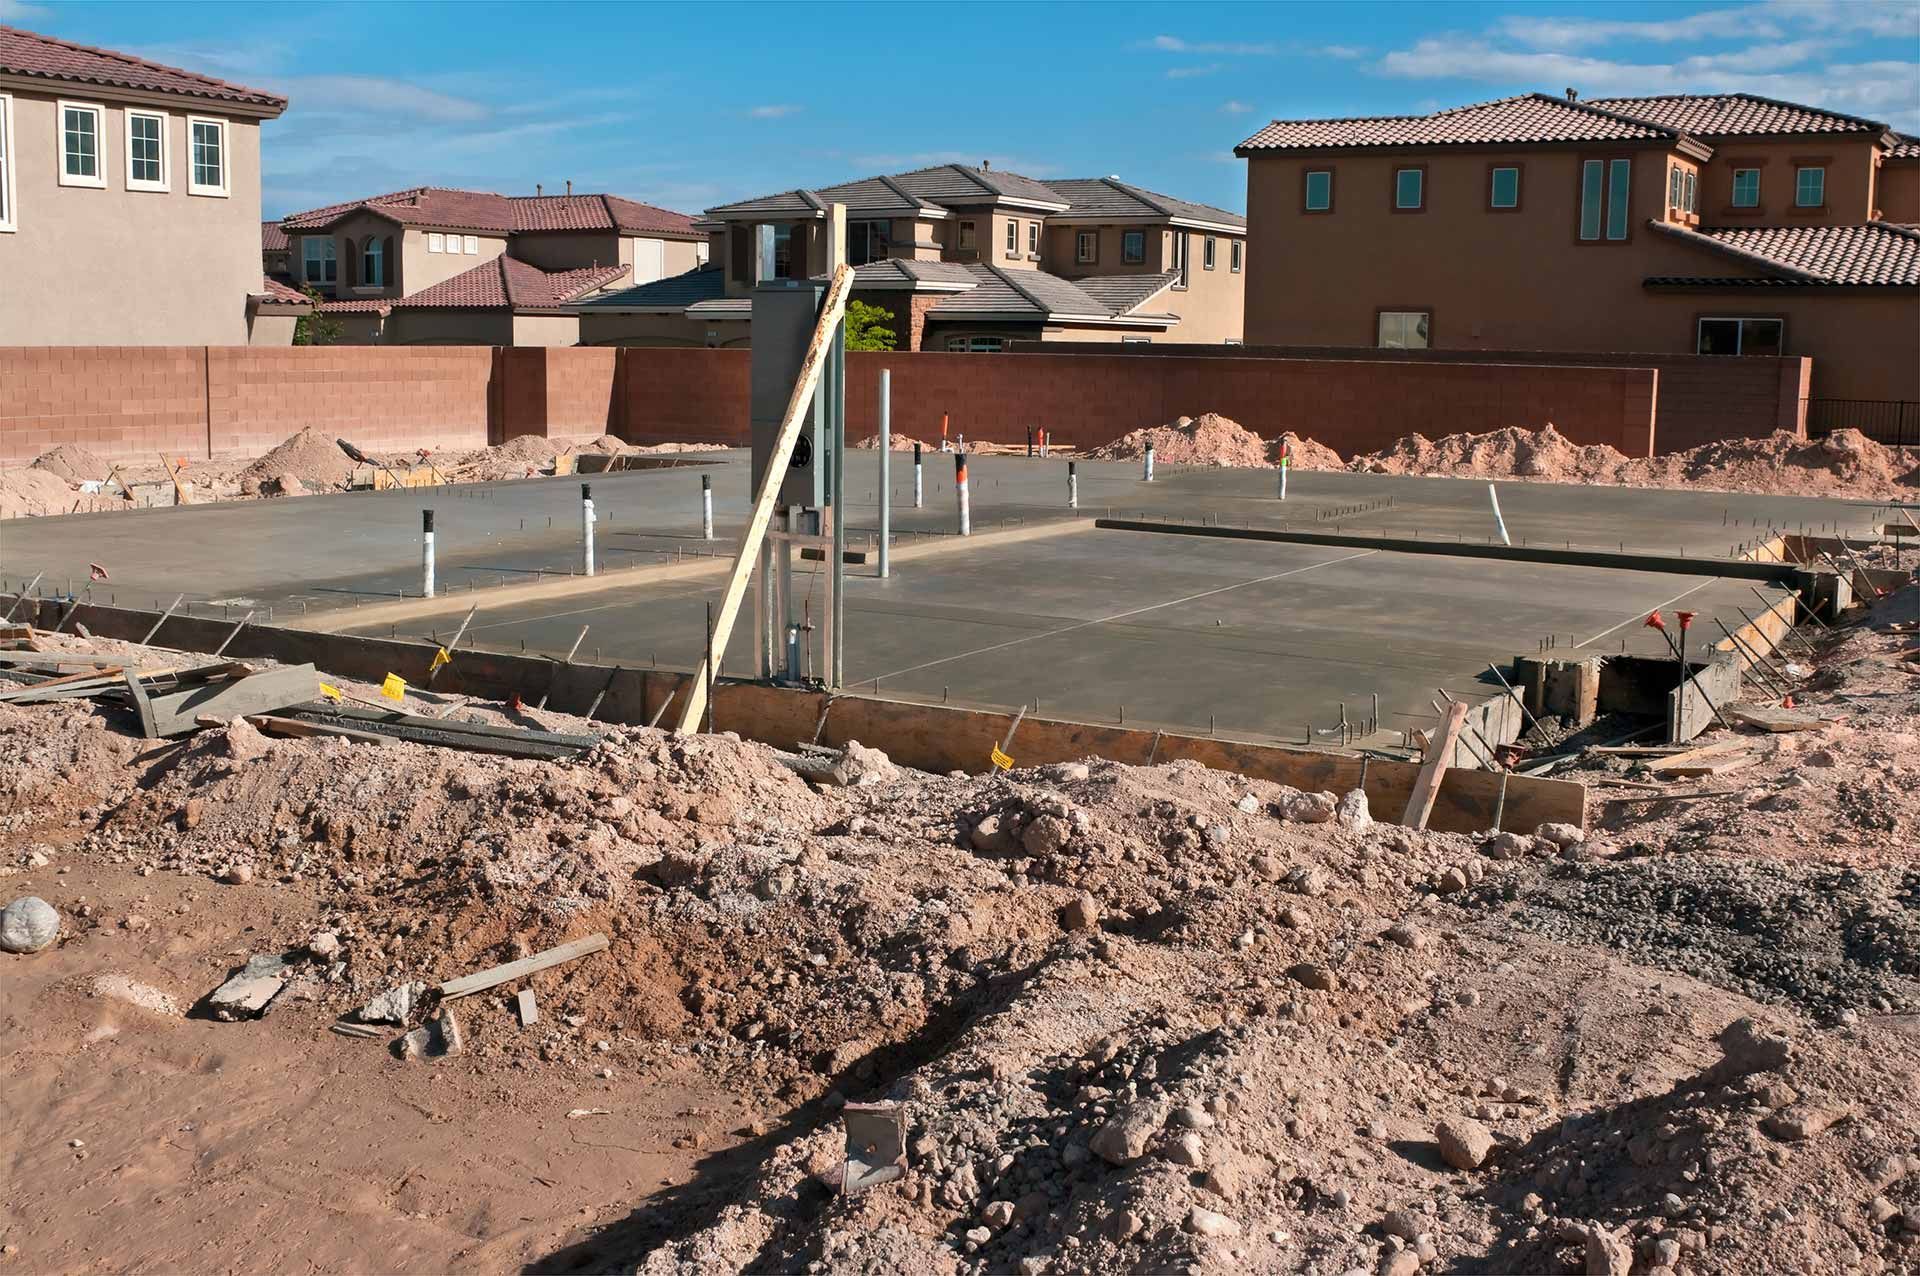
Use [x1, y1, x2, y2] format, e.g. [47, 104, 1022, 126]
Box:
[566, 179, 573, 196]
[536, 183, 543, 196]
[1565, 86, 1579, 102]
[981, 159, 990, 170]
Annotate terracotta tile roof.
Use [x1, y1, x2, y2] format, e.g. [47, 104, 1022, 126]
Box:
[254, 277, 308, 304]
[1647, 222, 1920, 286]
[315, 298, 392, 315]
[393, 257, 629, 311]
[0, 25, 286, 111]
[1887, 134, 1920, 161]
[261, 221, 289, 252]
[507, 194, 701, 237]
[1236, 93, 1676, 154]
[1592, 93, 1888, 140]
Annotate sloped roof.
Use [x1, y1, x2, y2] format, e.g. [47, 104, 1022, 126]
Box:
[710, 163, 1077, 218]
[283, 187, 699, 237]
[1647, 221, 1920, 286]
[1072, 271, 1181, 314]
[1591, 93, 1889, 140]
[261, 221, 289, 252]
[1046, 178, 1245, 229]
[394, 257, 630, 311]
[924, 264, 1134, 320]
[253, 277, 309, 305]
[1887, 134, 1920, 161]
[1236, 93, 1679, 154]
[0, 25, 286, 111]
[850, 259, 979, 288]
[575, 265, 728, 309]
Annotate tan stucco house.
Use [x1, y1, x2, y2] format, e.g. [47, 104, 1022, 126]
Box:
[1234, 92, 1920, 410]
[0, 24, 288, 345]
[276, 185, 704, 345]
[575, 163, 1247, 350]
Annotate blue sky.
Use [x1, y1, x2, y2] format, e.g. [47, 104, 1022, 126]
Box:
[7, 0, 1916, 219]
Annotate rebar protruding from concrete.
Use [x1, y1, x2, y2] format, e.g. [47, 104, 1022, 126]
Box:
[422, 509, 437, 599]
[701, 474, 714, 541]
[1068, 461, 1078, 509]
[955, 453, 971, 536]
[1143, 442, 1155, 483]
[582, 483, 596, 577]
[913, 442, 924, 508]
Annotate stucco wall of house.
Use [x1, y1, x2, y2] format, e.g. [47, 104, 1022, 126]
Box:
[0, 89, 264, 345]
[400, 227, 507, 294]
[510, 314, 583, 347]
[1696, 137, 1879, 224]
[1878, 161, 1920, 224]
[513, 230, 622, 272]
[246, 311, 299, 345]
[577, 312, 718, 347]
[381, 309, 511, 346]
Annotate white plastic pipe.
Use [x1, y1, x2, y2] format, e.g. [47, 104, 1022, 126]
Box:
[1068, 461, 1078, 509]
[421, 509, 436, 598]
[1279, 446, 1289, 501]
[956, 453, 971, 536]
[1488, 482, 1511, 546]
[1143, 443, 1155, 483]
[701, 474, 714, 541]
[582, 482, 597, 576]
[913, 443, 924, 508]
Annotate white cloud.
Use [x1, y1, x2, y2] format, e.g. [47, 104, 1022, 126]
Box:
[0, 0, 50, 18]
[1148, 35, 1278, 56]
[1497, 9, 1782, 48]
[1166, 63, 1223, 79]
[748, 104, 802, 119]
[279, 75, 489, 124]
[1221, 100, 1253, 114]
[1322, 45, 1368, 59]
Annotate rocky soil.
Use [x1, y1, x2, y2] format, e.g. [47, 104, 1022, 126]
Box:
[1, 583, 1918, 1274]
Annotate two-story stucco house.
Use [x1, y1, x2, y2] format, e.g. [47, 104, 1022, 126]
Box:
[575, 162, 1246, 350]
[1235, 91, 1920, 410]
[276, 185, 705, 345]
[0, 25, 292, 345]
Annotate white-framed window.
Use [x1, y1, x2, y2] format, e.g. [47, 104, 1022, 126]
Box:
[362, 235, 385, 286]
[1230, 240, 1242, 272]
[428, 232, 445, 252]
[0, 94, 15, 232]
[1303, 169, 1332, 211]
[1394, 167, 1424, 210]
[1795, 166, 1824, 208]
[1490, 165, 1520, 209]
[1004, 218, 1017, 256]
[1203, 236, 1216, 270]
[463, 235, 478, 254]
[1027, 221, 1039, 254]
[1122, 229, 1145, 264]
[1697, 316, 1783, 356]
[188, 116, 229, 196]
[1169, 230, 1187, 285]
[1075, 229, 1096, 263]
[1731, 168, 1760, 208]
[58, 101, 105, 188]
[124, 109, 169, 192]
[302, 236, 336, 285]
[1377, 310, 1430, 349]
[945, 335, 1003, 353]
[1683, 169, 1697, 213]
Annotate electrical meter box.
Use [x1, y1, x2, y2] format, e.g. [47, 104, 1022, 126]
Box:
[750, 279, 827, 508]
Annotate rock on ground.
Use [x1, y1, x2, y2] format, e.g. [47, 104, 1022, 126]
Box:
[1, 896, 60, 953]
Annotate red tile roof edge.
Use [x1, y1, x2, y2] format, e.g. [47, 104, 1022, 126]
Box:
[0, 24, 286, 111]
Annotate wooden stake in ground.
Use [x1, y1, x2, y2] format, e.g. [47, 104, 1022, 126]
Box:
[676, 260, 854, 734]
[1402, 698, 1468, 830]
[158, 454, 192, 505]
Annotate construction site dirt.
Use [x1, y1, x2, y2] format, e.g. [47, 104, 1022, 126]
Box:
[2, 433, 1918, 1276]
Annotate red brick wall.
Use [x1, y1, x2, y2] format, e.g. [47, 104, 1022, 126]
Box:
[208, 347, 495, 456]
[1029, 342, 1810, 455]
[0, 346, 208, 466]
[613, 348, 1660, 458]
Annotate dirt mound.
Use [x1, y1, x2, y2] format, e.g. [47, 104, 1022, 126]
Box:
[852, 434, 934, 451]
[239, 428, 358, 492]
[581, 434, 628, 454]
[1090, 412, 1273, 467]
[1352, 423, 1633, 483]
[29, 444, 111, 484]
[1270, 430, 1345, 469]
[1642, 428, 1920, 499]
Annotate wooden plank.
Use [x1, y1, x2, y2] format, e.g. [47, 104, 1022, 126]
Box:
[158, 453, 192, 505]
[1662, 753, 1759, 779]
[246, 714, 395, 746]
[676, 259, 855, 734]
[144, 664, 320, 737]
[1402, 698, 1468, 830]
[438, 933, 609, 1002]
[1727, 703, 1832, 733]
[0, 667, 123, 701]
[125, 668, 159, 738]
[1648, 735, 1749, 774]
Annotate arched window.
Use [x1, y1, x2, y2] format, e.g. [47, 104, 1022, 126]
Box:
[363, 235, 385, 286]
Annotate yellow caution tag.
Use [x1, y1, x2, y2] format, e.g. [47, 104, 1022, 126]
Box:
[319, 682, 343, 702]
[429, 647, 452, 671]
[380, 673, 407, 702]
[990, 745, 1014, 771]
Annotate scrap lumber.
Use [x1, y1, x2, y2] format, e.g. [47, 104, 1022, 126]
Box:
[245, 714, 394, 746]
[1402, 698, 1468, 830]
[275, 702, 600, 759]
[438, 933, 609, 1002]
[1659, 752, 1760, 779]
[143, 664, 321, 737]
[677, 258, 855, 734]
[1647, 735, 1750, 775]
[1727, 703, 1834, 733]
[0, 667, 124, 702]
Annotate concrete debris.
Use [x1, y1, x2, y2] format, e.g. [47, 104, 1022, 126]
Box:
[207, 953, 290, 1020]
[1, 896, 60, 953]
[357, 981, 426, 1026]
[395, 1009, 462, 1060]
[90, 973, 182, 1016]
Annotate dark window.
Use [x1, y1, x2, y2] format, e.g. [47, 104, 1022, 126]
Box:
[1732, 168, 1760, 207]
[1122, 230, 1145, 264]
[1579, 158, 1631, 242]
[1203, 236, 1216, 269]
[1304, 169, 1332, 211]
[1394, 167, 1424, 210]
[1230, 240, 1242, 273]
[1489, 166, 1519, 209]
[1698, 317, 1783, 356]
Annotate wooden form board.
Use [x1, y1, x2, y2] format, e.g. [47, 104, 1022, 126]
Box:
[1405, 699, 1468, 829]
[1, 594, 1588, 833]
[439, 933, 609, 1001]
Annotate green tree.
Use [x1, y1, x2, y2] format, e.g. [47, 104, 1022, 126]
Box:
[292, 284, 342, 346]
[845, 300, 898, 352]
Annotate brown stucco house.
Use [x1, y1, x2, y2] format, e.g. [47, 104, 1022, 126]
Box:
[1234, 92, 1920, 412]
[574, 163, 1247, 350]
[0, 25, 289, 345]
[276, 185, 703, 345]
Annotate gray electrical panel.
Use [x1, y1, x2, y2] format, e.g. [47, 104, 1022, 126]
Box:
[750, 279, 827, 508]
